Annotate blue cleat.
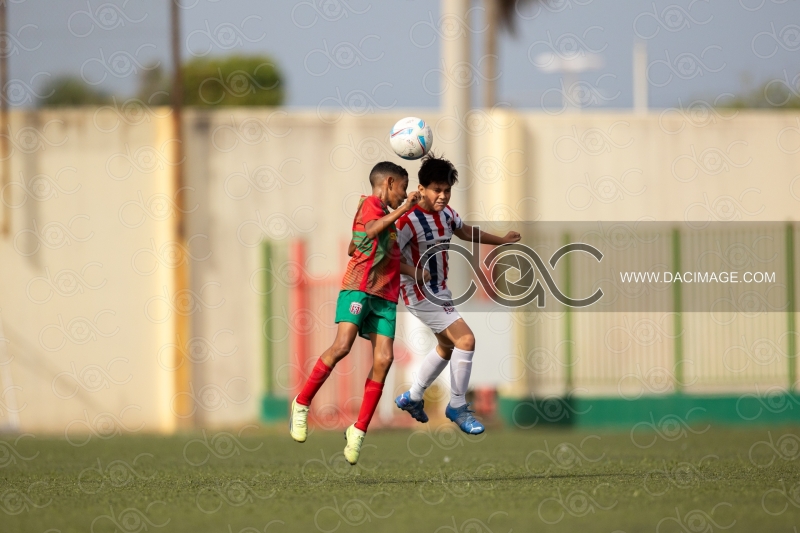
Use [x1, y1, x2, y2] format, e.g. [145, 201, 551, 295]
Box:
[445, 403, 485, 435]
[395, 391, 429, 423]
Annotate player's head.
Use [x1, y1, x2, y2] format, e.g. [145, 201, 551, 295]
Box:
[417, 152, 458, 212]
[369, 161, 409, 209]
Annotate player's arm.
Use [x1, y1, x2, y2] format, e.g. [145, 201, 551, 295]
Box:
[399, 259, 431, 284]
[347, 239, 356, 257]
[454, 223, 521, 246]
[364, 192, 421, 240]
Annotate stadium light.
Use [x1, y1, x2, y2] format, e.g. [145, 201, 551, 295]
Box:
[534, 51, 604, 111]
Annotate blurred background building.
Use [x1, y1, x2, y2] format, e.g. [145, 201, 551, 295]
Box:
[0, 0, 798, 434]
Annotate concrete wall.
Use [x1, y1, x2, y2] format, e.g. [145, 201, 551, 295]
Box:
[519, 111, 800, 222]
[0, 108, 797, 432]
[0, 109, 178, 435]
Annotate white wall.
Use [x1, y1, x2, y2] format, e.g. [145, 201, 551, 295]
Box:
[0, 108, 796, 432]
[0, 109, 178, 435]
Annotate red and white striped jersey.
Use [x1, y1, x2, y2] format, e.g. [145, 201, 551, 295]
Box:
[396, 204, 463, 306]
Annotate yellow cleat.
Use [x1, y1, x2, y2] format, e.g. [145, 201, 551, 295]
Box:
[343, 424, 365, 465]
[289, 396, 309, 443]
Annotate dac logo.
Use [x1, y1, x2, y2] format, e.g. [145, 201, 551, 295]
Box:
[417, 228, 604, 309]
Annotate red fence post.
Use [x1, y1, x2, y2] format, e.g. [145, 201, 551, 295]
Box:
[290, 240, 307, 401]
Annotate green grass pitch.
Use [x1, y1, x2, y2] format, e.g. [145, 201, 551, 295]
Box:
[2, 424, 798, 532]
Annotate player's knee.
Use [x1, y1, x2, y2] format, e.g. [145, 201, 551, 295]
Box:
[456, 332, 475, 352]
[375, 349, 394, 370]
[331, 340, 352, 360]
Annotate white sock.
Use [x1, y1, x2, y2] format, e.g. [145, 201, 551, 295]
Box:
[449, 348, 474, 408]
[409, 348, 449, 401]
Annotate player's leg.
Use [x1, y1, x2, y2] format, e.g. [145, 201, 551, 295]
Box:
[290, 321, 358, 442]
[411, 333, 454, 400]
[439, 318, 475, 407]
[290, 290, 363, 443]
[360, 332, 394, 428]
[438, 318, 483, 435]
[344, 296, 395, 464]
[296, 320, 359, 406]
[396, 335, 452, 423]
[396, 300, 460, 423]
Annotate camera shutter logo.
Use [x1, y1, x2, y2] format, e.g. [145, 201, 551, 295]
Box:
[490, 250, 538, 302]
[417, 231, 605, 309]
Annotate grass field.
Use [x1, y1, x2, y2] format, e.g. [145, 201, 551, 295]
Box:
[2, 423, 799, 533]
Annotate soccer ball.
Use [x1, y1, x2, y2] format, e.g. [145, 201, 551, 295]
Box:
[389, 117, 433, 160]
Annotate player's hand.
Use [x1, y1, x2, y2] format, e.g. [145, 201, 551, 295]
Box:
[401, 191, 421, 212]
[503, 231, 521, 244]
[415, 268, 431, 284]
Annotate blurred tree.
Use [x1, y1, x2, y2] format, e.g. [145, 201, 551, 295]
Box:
[37, 76, 110, 107]
[37, 56, 284, 108]
[137, 55, 284, 107]
[183, 55, 284, 107]
[726, 79, 800, 109]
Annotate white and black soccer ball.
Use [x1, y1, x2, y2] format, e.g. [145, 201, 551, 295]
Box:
[389, 117, 433, 160]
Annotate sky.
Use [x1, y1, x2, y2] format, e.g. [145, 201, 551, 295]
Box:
[6, 0, 800, 110]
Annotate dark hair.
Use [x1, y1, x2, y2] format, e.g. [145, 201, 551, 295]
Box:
[369, 161, 408, 186]
[418, 151, 458, 187]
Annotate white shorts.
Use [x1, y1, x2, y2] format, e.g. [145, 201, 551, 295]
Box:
[405, 297, 462, 334]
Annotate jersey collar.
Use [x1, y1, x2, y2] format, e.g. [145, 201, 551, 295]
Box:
[414, 203, 441, 215]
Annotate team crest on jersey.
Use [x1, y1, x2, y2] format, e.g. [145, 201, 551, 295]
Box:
[349, 302, 363, 315]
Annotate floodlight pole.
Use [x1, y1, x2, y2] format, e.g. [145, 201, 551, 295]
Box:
[170, 0, 192, 428]
[440, 0, 471, 209]
[483, 0, 497, 109]
[171, 0, 184, 227]
[0, 0, 9, 236]
[440, 0, 473, 301]
[633, 40, 648, 114]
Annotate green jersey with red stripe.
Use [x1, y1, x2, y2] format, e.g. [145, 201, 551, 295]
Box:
[340, 195, 401, 303]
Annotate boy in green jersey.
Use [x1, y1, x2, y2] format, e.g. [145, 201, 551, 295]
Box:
[289, 162, 421, 465]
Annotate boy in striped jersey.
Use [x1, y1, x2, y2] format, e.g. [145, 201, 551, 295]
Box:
[394, 153, 520, 434]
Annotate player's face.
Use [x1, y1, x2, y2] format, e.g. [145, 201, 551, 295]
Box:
[419, 182, 451, 211]
[386, 175, 409, 209]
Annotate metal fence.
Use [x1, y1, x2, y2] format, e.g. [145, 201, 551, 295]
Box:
[519, 223, 798, 398]
[262, 222, 798, 427]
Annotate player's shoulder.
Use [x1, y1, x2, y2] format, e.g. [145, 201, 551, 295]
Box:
[358, 194, 388, 217]
[442, 205, 461, 220]
[355, 194, 370, 212]
[361, 194, 383, 208]
[396, 205, 420, 226]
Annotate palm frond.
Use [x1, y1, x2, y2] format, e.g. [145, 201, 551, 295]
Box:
[497, 0, 541, 33]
